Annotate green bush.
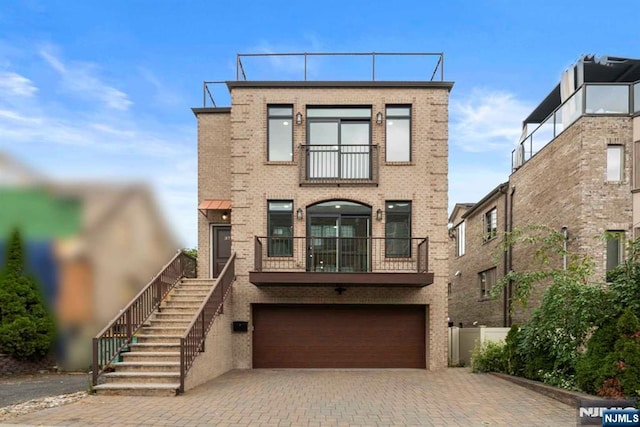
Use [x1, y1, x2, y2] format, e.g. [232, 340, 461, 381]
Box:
[470, 340, 506, 373]
[0, 229, 55, 361]
[503, 324, 523, 376]
[575, 319, 617, 394]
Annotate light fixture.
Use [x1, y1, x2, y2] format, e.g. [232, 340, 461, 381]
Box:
[296, 208, 303, 220]
[296, 112, 303, 125]
[221, 211, 229, 221]
[376, 111, 383, 125]
[376, 208, 383, 221]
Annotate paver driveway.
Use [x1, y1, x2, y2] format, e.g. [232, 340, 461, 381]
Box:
[2, 368, 576, 426]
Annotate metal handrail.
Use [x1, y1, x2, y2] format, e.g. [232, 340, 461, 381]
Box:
[92, 250, 197, 386]
[179, 253, 236, 393]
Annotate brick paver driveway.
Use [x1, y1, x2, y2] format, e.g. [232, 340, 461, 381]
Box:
[2, 368, 576, 426]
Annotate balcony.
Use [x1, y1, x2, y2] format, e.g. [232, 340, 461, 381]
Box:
[512, 81, 640, 171]
[299, 144, 379, 186]
[249, 236, 433, 287]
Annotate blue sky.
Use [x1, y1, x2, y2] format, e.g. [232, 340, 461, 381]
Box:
[1, 0, 638, 248]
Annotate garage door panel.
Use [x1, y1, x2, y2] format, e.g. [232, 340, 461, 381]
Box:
[253, 304, 426, 368]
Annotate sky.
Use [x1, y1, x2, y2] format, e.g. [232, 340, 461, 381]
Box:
[0, 0, 639, 248]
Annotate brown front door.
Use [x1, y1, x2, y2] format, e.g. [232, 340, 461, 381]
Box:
[212, 225, 231, 278]
[252, 304, 426, 368]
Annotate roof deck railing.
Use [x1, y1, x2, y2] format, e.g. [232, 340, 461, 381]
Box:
[202, 51, 445, 107]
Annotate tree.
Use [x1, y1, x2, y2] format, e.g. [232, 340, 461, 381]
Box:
[0, 229, 55, 360]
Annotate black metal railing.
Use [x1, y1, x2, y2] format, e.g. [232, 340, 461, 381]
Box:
[253, 236, 428, 273]
[179, 253, 235, 393]
[299, 144, 379, 185]
[92, 251, 196, 386]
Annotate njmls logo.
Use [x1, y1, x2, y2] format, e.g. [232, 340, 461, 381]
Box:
[578, 399, 639, 426]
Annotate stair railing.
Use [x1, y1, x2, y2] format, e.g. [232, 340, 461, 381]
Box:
[92, 250, 197, 386]
[179, 253, 235, 393]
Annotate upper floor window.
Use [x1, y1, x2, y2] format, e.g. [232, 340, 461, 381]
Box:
[484, 208, 497, 242]
[385, 201, 411, 258]
[479, 267, 496, 299]
[385, 106, 411, 162]
[268, 106, 293, 161]
[267, 201, 293, 256]
[607, 145, 623, 182]
[455, 221, 466, 257]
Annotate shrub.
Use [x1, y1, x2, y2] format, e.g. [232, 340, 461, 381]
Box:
[470, 340, 506, 373]
[503, 324, 523, 376]
[0, 229, 55, 361]
[575, 319, 617, 394]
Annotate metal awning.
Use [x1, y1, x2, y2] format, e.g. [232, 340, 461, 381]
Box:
[198, 199, 231, 216]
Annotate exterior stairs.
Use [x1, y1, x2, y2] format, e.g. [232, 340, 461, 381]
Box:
[93, 279, 214, 396]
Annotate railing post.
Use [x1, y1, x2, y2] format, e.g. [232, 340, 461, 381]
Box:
[201, 313, 206, 352]
[125, 308, 132, 338]
[304, 52, 307, 81]
[92, 338, 98, 386]
[180, 337, 185, 393]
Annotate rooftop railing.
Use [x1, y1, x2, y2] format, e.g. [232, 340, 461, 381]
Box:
[512, 81, 640, 171]
[202, 52, 445, 107]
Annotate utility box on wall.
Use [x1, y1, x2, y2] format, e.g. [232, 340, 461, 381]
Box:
[232, 321, 248, 332]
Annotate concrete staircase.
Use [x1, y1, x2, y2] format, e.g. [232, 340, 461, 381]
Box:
[93, 278, 214, 396]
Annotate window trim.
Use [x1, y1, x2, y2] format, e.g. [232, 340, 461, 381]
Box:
[483, 208, 498, 242]
[267, 104, 294, 162]
[267, 200, 294, 257]
[385, 104, 412, 163]
[605, 230, 625, 273]
[455, 220, 466, 257]
[478, 267, 497, 300]
[384, 200, 412, 258]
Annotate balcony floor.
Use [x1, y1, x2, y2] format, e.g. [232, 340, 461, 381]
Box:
[249, 271, 433, 287]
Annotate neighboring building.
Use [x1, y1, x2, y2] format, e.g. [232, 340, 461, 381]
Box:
[0, 154, 177, 369]
[449, 55, 640, 327]
[194, 52, 453, 370]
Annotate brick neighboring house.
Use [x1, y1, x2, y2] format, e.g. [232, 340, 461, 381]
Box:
[449, 55, 640, 328]
[194, 53, 453, 372]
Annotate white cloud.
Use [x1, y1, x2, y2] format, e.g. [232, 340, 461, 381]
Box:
[39, 46, 133, 111]
[0, 71, 38, 97]
[450, 88, 533, 153]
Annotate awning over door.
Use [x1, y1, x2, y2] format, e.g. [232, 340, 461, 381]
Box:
[198, 199, 231, 216]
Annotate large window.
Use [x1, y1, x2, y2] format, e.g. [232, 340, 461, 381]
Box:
[385, 201, 411, 257]
[606, 231, 624, 274]
[607, 145, 624, 182]
[267, 201, 293, 256]
[268, 105, 293, 161]
[385, 105, 411, 162]
[479, 267, 496, 300]
[484, 208, 497, 242]
[455, 221, 466, 257]
[306, 107, 371, 179]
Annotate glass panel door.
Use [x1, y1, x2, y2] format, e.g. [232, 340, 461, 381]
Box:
[308, 216, 338, 272]
[340, 122, 370, 179]
[308, 121, 339, 178]
[340, 216, 370, 272]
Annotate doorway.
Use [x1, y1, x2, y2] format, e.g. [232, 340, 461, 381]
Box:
[211, 225, 231, 278]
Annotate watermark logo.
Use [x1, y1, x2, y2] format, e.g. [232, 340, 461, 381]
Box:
[578, 399, 639, 426]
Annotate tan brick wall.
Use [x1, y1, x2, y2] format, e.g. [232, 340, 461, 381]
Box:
[449, 192, 507, 328]
[198, 85, 451, 370]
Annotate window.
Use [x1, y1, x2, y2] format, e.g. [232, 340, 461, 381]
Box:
[606, 231, 624, 273]
[385, 201, 411, 257]
[455, 221, 466, 257]
[484, 208, 497, 242]
[478, 268, 496, 299]
[607, 145, 624, 182]
[385, 106, 411, 162]
[268, 105, 293, 161]
[267, 201, 293, 256]
[447, 283, 452, 298]
[306, 107, 372, 179]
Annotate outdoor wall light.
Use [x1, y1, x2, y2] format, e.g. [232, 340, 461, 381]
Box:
[296, 112, 303, 125]
[297, 208, 304, 220]
[376, 112, 383, 124]
[222, 211, 229, 221]
[376, 208, 383, 221]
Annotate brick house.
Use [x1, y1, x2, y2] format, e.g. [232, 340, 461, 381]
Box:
[194, 53, 452, 372]
[449, 55, 640, 327]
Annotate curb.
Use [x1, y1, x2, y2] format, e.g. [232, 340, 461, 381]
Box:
[489, 372, 600, 408]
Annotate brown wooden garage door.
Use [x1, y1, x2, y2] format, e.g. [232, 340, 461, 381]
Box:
[252, 304, 426, 368]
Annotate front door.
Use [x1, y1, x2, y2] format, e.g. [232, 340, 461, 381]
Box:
[211, 225, 231, 278]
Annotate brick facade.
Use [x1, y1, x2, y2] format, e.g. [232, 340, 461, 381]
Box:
[196, 82, 452, 371]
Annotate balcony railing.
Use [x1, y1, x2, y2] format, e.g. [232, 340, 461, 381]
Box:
[512, 81, 639, 171]
[299, 144, 379, 186]
[253, 236, 428, 273]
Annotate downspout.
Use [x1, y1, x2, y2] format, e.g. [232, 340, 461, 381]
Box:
[501, 184, 509, 327]
[507, 185, 515, 327]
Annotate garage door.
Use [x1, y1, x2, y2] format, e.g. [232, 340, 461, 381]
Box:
[252, 304, 426, 368]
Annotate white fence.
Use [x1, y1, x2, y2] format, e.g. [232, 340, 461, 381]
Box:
[448, 326, 510, 366]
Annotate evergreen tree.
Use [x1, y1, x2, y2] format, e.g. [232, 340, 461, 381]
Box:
[0, 229, 55, 360]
